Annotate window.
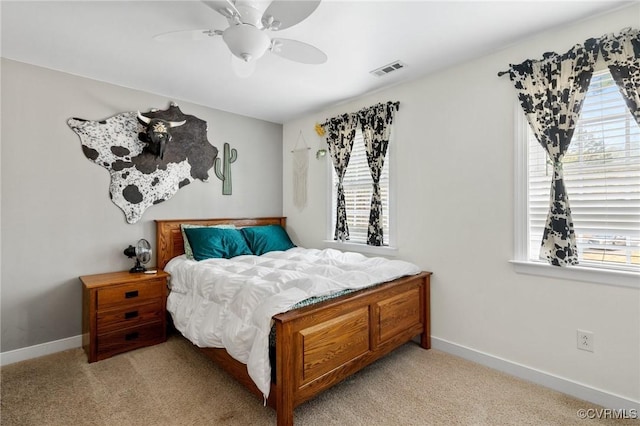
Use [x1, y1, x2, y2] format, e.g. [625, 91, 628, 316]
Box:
[521, 69, 640, 273]
[329, 129, 391, 246]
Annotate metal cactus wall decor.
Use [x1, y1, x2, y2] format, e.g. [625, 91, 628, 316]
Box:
[215, 142, 237, 195]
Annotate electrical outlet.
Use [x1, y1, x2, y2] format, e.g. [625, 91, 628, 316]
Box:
[577, 330, 594, 352]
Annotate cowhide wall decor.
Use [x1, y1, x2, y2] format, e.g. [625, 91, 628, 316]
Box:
[68, 104, 218, 224]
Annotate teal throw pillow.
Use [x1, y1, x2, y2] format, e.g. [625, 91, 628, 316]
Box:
[183, 227, 252, 261]
[240, 225, 296, 256]
[180, 224, 236, 260]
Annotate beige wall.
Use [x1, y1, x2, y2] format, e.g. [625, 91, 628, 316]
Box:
[0, 59, 283, 352]
[282, 5, 640, 404]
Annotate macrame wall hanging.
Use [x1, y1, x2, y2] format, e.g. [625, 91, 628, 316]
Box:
[68, 103, 217, 223]
[291, 130, 310, 210]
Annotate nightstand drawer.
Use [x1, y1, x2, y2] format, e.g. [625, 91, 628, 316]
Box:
[96, 322, 164, 360]
[97, 279, 164, 309]
[97, 301, 164, 333]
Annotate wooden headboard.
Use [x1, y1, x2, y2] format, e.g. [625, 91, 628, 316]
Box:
[154, 217, 287, 269]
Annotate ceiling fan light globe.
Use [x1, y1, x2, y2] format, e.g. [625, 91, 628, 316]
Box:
[222, 24, 270, 62]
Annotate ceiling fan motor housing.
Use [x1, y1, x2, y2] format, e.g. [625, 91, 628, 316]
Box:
[223, 24, 270, 62]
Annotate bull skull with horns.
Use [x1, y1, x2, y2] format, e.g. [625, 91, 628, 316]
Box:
[137, 111, 186, 160]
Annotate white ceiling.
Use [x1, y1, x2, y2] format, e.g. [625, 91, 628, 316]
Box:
[1, 1, 631, 123]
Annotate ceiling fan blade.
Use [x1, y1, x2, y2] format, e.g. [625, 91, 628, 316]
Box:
[202, 0, 241, 22]
[271, 38, 327, 64]
[153, 29, 222, 42]
[262, 0, 321, 31]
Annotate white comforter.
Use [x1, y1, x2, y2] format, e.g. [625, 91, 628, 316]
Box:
[165, 247, 421, 398]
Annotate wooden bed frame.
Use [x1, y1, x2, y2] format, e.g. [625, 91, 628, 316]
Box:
[156, 217, 431, 426]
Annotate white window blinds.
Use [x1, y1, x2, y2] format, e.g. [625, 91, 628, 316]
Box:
[528, 69, 640, 271]
[332, 130, 390, 244]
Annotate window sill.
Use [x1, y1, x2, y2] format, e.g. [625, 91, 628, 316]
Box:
[510, 260, 639, 289]
[323, 240, 398, 257]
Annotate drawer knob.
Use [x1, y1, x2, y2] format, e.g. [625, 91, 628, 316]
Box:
[124, 290, 139, 299]
[124, 310, 139, 319]
[125, 332, 139, 341]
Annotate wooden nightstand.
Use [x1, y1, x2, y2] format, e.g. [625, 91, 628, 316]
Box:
[80, 270, 169, 362]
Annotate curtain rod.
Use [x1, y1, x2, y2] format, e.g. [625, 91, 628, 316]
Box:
[496, 27, 638, 78]
[321, 101, 400, 127]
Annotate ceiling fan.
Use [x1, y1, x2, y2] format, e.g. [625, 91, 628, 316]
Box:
[155, 0, 327, 76]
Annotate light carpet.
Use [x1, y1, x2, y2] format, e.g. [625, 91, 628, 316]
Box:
[1, 333, 634, 425]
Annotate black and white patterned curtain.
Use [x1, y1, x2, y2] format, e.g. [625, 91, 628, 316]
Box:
[323, 113, 358, 241]
[506, 39, 600, 266]
[600, 28, 640, 124]
[358, 101, 399, 246]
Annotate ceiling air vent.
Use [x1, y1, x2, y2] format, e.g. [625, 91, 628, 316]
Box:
[370, 60, 407, 77]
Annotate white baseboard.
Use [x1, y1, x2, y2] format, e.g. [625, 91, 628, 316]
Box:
[0, 335, 82, 367]
[432, 337, 640, 412]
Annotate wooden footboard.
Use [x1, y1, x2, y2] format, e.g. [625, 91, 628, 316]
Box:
[155, 218, 431, 426]
[273, 271, 431, 426]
